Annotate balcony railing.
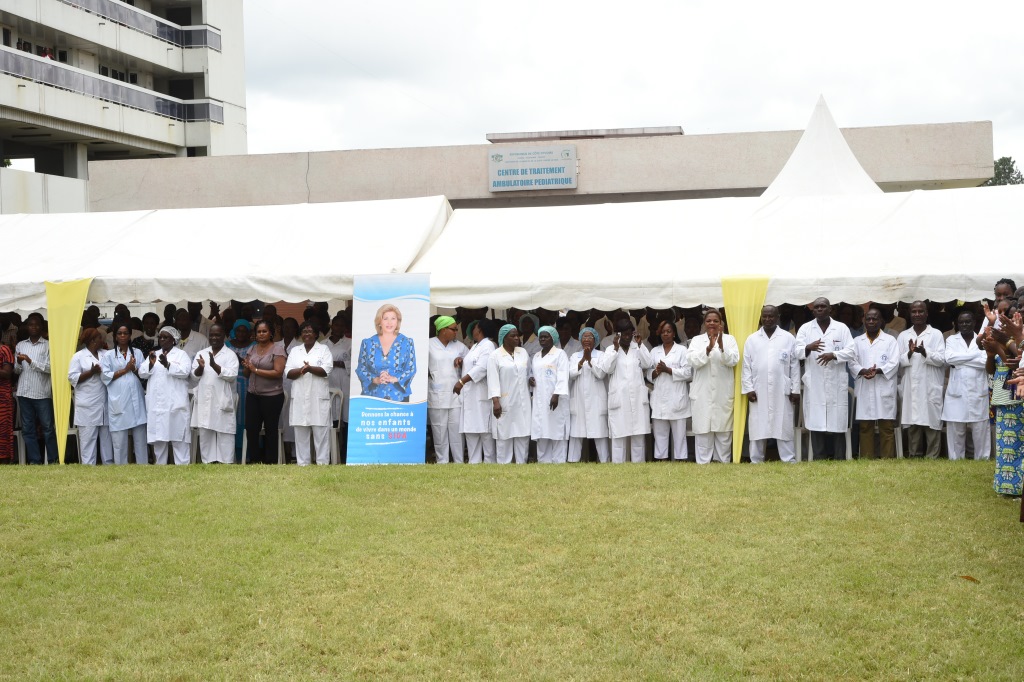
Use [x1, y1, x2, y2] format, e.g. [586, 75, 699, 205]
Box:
[0, 48, 224, 123]
[57, 0, 222, 50]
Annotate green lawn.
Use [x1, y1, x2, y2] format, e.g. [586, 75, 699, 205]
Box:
[1, 460, 1022, 681]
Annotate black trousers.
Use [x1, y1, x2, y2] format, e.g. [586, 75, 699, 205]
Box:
[245, 392, 285, 464]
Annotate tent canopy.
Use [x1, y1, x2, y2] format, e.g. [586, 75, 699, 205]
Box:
[0, 195, 451, 310]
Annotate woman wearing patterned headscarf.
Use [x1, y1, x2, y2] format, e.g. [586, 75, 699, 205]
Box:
[487, 324, 531, 464]
[138, 326, 193, 464]
[568, 327, 609, 463]
[530, 325, 569, 463]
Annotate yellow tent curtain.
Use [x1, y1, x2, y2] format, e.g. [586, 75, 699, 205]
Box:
[45, 278, 93, 464]
[721, 276, 770, 463]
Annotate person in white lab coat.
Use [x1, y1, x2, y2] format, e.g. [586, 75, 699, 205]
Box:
[68, 328, 113, 465]
[648, 320, 692, 461]
[455, 319, 497, 463]
[896, 301, 946, 458]
[796, 297, 856, 460]
[849, 308, 900, 458]
[598, 317, 652, 463]
[530, 325, 569, 463]
[285, 321, 334, 466]
[174, 308, 208, 362]
[190, 324, 239, 464]
[102, 322, 149, 464]
[568, 327, 609, 463]
[138, 326, 192, 465]
[428, 315, 468, 464]
[325, 314, 349, 425]
[556, 318, 582, 359]
[742, 305, 801, 464]
[687, 308, 740, 464]
[519, 314, 541, 359]
[488, 324, 531, 464]
[942, 311, 991, 460]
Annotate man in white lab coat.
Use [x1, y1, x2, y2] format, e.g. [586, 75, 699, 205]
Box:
[942, 310, 991, 460]
[138, 326, 193, 465]
[190, 324, 239, 464]
[850, 308, 900, 458]
[795, 298, 856, 460]
[742, 305, 801, 463]
[598, 318, 652, 463]
[896, 301, 946, 458]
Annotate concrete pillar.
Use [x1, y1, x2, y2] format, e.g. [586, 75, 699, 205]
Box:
[62, 142, 89, 180]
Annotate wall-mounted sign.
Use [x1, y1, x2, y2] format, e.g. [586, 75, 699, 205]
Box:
[488, 145, 577, 192]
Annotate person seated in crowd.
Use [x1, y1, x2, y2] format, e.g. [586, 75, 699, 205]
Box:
[132, 312, 160, 357]
[850, 308, 900, 458]
[174, 308, 208, 361]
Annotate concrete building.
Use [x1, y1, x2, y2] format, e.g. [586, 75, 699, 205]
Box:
[89, 121, 993, 212]
[0, 0, 246, 212]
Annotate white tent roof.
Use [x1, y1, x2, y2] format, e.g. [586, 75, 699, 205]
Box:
[0, 196, 451, 310]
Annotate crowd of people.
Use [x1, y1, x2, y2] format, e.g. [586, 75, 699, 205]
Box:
[1, 287, 1022, 498]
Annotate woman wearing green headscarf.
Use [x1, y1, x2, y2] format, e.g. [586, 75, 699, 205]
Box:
[428, 315, 468, 463]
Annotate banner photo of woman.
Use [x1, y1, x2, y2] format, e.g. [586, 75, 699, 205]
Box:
[347, 274, 429, 464]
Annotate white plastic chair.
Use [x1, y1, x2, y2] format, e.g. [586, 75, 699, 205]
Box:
[845, 386, 854, 460]
[329, 389, 343, 465]
[13, 398, 27, 465]
[241, 392, 287, 464]
[66, 395, 78, 465]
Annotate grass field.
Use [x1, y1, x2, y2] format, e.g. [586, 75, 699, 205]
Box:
[2, 460, 1022, 681]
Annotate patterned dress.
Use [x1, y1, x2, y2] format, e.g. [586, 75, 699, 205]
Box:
[0, 345, 14, 461]
[355, 333, 417, 402]
[991, 359, 1023, 496]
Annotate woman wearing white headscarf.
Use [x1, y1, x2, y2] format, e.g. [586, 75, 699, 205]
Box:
[530, 325, 569, 463]
[488, 324, 531, 464]
[568, 327, 609, 462]
[138, 326, 193, 465]
[455, 319, 497, 463]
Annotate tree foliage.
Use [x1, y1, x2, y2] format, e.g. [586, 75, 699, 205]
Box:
[983, 156, 1024, 186]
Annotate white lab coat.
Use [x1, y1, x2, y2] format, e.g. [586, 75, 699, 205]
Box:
[325, 336, 350, 422]
[69, 348, 108, 427]
[598, 343, 652, 438]
[190, 346, 239, 434]
[428, 336, 468, 410]
[568, 349, 608, 438]
[138, 346, 192, 442]
[795, 319, 856, 432]
[849, 333, 900, 420]
[741, 327, 800, 441]
[647, 342, 693, 420]
[942, 332, 989, 423]
[530, 347, 569, 440]
[101, 347, 147, 431]
[896, 326, 946, 429]
[487, 346, 531, 439]
[561, 337, 582, 359]
[460, 338, 496, 434]
[687, 334, 740, 434]
[286, 342, 333, 427]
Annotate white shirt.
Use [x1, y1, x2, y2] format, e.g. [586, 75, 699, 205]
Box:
[568, 349, 608, 438]
[101, 347, 147, 432]
[285, 342, 334, 427]
[647, 342, 693, 421]
[487, 346, 531, 440]
[741, 327, 800, 442]
[530, 347, 569, 440]
[190, 346, 239, 433]
[687, 333, 740, 434]
[598, 342, 652, 438]
[15, 337, 51, 399]
[561, 337, 582, 359]
[68, 348, 108, 427]
[896, 325, 946, 429]
[459, 338, 495, 435]
[427, 336, 468, 410]
[849, 332, 900, 420]
[796, 318, 856, 433]
[942, 332, 989, 423]
[138, 346, 192, 442]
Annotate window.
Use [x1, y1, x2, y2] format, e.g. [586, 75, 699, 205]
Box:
[58, 50, 68, 63]
[128, 73, 138, 84]
[99, 65, 109, 77]
[2, 28, 11, 48]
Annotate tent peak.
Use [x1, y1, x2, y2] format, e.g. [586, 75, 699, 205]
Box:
[760, 96, 882, 199]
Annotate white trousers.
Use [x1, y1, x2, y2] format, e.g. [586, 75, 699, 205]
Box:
[464, 432, 495, 464]
[77, 424, 113, 466]
[695, 432, 732, 464]
[568, 437, 610, 463]
[611, 435, 646, 463]
[496, 436, 528, 464]
[749, 438, 797, 464]
[199, 428, 235, 464]
[947, 421, 991, 460]
[652, 418, 688, 460]
[110, 425, 149, 464]
[294, 425, 330, 466]
[536, 438, 568, 463]
[429, 406, 465, 463]
[153, 440, 190, 465]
